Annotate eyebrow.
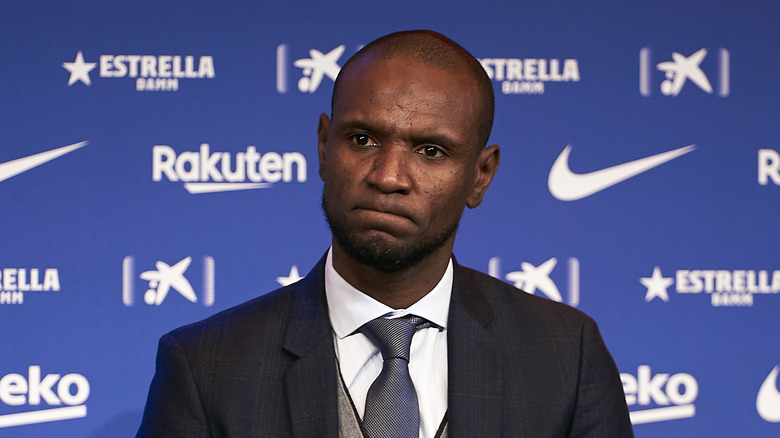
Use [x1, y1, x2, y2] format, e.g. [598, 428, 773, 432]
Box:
[336, 119, 460, 149]
[337, 120, 378, 134]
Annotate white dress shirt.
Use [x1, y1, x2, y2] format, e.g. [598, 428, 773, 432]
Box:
[324, 248, 451, 438]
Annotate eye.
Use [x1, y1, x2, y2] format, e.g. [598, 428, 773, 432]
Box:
[350, 134, 377, 147]
[417, 145, 444, 158]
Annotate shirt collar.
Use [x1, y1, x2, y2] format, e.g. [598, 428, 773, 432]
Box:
[325, 247, 452, 339]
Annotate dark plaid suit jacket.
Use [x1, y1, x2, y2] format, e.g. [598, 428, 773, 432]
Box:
[137, 255, 633, 437]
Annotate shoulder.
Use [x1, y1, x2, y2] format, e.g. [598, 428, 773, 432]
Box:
[154, 285, 300, 367]
[455, 264, 593, 331]
[165, 256, 328, 353]
[453, 265, 632, 434]
[170, 284, 297, 342]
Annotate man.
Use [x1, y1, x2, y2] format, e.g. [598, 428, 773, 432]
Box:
[137, 30, 633, 437]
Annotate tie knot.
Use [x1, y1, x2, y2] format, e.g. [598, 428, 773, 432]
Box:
[360, 315, 431, 362]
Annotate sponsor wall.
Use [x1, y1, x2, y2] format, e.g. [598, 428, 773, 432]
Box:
[2, 0, 779, 436]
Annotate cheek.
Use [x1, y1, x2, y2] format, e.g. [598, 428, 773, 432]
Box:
[324, 164, 361, 207]
[438, 174, 474, 214]
[423, 179, 460, 217]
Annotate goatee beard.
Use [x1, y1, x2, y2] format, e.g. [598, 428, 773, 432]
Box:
[322, 195, 458, 273]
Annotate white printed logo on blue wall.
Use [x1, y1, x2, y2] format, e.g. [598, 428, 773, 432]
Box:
[479, 57, 580, 95]
[122, 256, 214, 306]
[757, 366, 780, 422]
[488, 256, 580, 307]
[277, 266, 303, 287]
[152, 143, 308, 194]
[0, 141, 87, 185]
[63, 51, 215, 91]
[640, 48, 729, 97]
[548, 144, 696, 201]
[759, 149, 780, 186]
[274, 43, 581, 97]
[621, 365, 698, 425]
[0, 268, 61, 306]
[641, 266, 780, 307]
[0, 366, 89, 429]
[276, 44, 350, 94]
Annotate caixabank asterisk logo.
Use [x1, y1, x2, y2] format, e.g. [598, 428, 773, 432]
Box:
[122, 256, 215, 307]
[488, 256, 580, 307]
[639, 47, 729, 97]
[276, 43, 351, 94]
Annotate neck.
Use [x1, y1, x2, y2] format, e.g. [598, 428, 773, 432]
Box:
[331, 242, 453, 309]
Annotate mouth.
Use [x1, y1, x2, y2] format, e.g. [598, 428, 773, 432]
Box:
[351, 203, 416, 233]
[354, 202, 414, 219]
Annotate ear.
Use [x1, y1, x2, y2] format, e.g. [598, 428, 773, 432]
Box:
[466, 144, 500, 209]
[317, 113, 331, 181]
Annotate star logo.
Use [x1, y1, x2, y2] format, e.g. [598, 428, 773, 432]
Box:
[505, 257, 563, 302]
[277, 265, 302, 286]
[641, 266, 673, 302]
[62, 51, 96, 86]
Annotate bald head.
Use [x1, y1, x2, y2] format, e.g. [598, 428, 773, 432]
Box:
[332, 30, 495, 149]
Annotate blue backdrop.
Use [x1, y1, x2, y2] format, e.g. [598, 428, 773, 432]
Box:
[2, 0, 779, 436]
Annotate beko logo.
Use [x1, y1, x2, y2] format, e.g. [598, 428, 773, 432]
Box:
[0, 366, 89, 428]
[621, 365, 698, 425]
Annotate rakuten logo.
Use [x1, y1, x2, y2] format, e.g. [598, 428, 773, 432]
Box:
[621, 365, 698, 425]
[0, 366, 89, 428]
[152, 144, 307, 194]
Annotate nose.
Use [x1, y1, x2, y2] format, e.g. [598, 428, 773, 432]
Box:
[365, 147, 413, 194]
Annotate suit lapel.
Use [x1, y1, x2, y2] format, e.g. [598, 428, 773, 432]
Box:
[283, 257, 339, 438]
[447, 263, 503, 437]
[279, 257, 504, 437]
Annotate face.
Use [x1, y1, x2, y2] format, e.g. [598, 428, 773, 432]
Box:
[318, 56, 499, 272]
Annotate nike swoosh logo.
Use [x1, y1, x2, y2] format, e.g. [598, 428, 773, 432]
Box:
[757, 366, 780, 422]
[548, 144, 696, 201]
[0, 141, 88, 183]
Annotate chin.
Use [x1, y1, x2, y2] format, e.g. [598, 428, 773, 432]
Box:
[332, 223, 458, 273]
[323, 194, 459, 272]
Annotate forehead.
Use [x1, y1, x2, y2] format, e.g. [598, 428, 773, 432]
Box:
[332, 57, 480, 138]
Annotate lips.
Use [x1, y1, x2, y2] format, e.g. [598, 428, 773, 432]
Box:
[351, 202, 417, 233]
[353, 202, 415, 221]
